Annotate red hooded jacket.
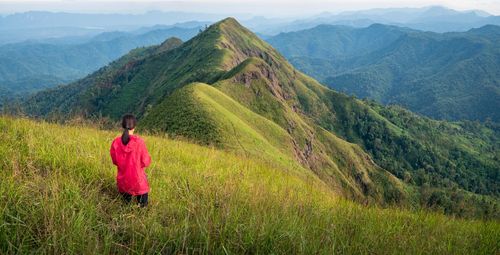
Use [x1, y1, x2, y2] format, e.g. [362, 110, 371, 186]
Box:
[110, 135, 151, 195]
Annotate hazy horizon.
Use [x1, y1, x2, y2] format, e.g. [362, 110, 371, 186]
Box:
[0, 0, 499, 17]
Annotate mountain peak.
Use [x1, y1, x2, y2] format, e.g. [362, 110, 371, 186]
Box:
[215, 17, 240, 27]
[185, 17, 288, 72]
[157, 37, 183, 53]
[209, 16, 256, 41]
[203, 17, 247, 36]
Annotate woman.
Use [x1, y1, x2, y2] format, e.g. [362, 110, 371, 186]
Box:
[110, 114, 151, 207]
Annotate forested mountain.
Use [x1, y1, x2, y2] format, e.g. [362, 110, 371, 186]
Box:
[0, 26, 199, 97]
[23, 18, 499, 218]
[267, 24, 500, 122]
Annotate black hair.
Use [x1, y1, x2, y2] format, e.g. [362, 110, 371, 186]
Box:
[121, 114, 137, 145]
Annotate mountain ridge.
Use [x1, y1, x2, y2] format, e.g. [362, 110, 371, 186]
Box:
[22, 18, 500, 218]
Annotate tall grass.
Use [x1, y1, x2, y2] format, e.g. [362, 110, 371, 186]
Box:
[0, 116, 498, 254]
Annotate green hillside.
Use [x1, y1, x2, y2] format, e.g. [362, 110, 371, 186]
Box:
[23, 37, 184, 118]
[142, 82, 400, 201]
[1, 116, 499, 254]
[22, 18, 500, 218]
[0, 26, 198, 97]
[267, 24, 500, 122]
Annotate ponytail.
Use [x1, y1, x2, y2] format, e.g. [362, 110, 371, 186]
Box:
[121, 114, 137, 145]
[121, 129, 130, 145]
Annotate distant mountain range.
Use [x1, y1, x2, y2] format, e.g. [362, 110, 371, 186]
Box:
[22, 18, 499, 218]
[0, 11, 213, 44]
[0, 25, 200, 97]
[267, 23, 500, 122]
[253, 6, 500, 34]
[2, 6, 498, 45]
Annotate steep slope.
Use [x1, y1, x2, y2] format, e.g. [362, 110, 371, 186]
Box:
[23, 18, 499, 217]
[142, 82, 401, 201]
[267, 24, 500, 122]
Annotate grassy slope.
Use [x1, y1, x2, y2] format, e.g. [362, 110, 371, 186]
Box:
[143, 80, 403, 203]
[0, 116, 499, 254]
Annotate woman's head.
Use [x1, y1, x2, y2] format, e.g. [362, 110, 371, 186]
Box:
[121, 114, 137, 145]
[121, 114, 137, 131]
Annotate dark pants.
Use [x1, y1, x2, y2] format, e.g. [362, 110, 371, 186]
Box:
[121, 192, 148, 207]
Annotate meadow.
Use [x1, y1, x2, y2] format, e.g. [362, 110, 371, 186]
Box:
[0, 116, 498, 254]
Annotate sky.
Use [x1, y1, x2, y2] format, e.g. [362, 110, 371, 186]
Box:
[0, 0, 499, 16]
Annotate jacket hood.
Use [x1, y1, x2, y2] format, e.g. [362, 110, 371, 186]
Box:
[114, 135, 139, 153]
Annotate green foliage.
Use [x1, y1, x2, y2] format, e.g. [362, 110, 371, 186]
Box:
[1, 116, 499, 254]
[320, 93, 500, 218]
